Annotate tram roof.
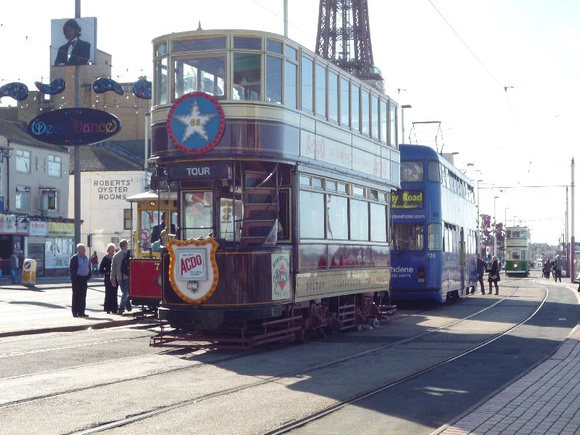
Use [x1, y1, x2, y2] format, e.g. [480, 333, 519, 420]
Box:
[126, 191, 157, 202]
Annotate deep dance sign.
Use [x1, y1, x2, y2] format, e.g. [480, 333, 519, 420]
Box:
[27, 108, 121, 146]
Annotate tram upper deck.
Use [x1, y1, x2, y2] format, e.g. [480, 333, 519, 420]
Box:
[149, 29, 400, 190]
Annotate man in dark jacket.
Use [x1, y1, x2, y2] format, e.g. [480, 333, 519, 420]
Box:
[69, 243, 91, 317]
[477, 255, 487, 295]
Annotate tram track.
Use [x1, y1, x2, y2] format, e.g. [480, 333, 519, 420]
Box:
[265, 284, 550, 434]
[53, 284, 547, 434]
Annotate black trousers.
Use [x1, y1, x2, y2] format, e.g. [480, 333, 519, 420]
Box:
[71, 276, 88, 316]
[478, 274, 485, 293]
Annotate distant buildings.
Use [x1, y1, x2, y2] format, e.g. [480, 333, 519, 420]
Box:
[0, 48, 150, 275]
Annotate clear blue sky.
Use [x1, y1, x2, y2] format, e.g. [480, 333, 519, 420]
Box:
[2, 0, 579, 244]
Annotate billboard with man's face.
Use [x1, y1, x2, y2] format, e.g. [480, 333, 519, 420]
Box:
[51, 17, 97, 66]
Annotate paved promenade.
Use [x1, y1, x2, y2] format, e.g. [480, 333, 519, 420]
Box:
[1, 275, 579, 434]
[0, 275, 136, 337]
[437, 282, 580, 435]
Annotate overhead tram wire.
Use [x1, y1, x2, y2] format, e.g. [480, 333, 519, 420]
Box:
[478, 184, 569, 190]
[428, 0, 503, 89]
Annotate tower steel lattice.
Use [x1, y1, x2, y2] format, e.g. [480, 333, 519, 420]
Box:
[316, 0, 383, 89]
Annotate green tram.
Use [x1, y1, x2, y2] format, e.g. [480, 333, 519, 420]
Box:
[505, 226, 530, 277]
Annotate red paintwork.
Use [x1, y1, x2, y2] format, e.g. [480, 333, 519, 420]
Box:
[130, 258, 162, 300]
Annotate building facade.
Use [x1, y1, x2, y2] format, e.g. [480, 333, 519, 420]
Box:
[0, 118, 72, 276]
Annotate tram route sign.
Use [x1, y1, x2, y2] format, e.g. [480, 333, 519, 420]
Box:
[391, 190, 424, 209]
[167, 91, 225, 154]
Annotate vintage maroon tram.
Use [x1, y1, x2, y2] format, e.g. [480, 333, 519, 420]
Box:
[147, 29, 401, 348]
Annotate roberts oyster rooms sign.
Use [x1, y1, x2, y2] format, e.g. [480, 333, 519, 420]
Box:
[27, 108, 121, 145]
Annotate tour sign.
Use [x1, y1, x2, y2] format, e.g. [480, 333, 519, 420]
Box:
[27, 108, 122, 146]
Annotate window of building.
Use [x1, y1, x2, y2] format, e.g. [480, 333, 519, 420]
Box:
[123, 208, 131, 230]
[15, 150, 30, 173]
[48, 155, 62, 177]
[47, 190, 58, 211]
[16, 185, 30, 210]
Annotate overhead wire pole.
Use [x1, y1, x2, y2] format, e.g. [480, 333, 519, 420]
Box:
[571, 158, 575, 283]
[74, 0, 81, 245]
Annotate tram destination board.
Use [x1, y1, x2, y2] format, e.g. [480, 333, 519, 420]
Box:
[392, 190, 424, 209]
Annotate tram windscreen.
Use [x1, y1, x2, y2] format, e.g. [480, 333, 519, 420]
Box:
[393, 223, 424, 251]
[182, 191, 213, 239]
[401, 161, 423, 182]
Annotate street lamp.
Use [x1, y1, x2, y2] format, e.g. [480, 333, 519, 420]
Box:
[505, 207, 509, 227]
[494, 196, 499, 256]
[401, 104, 412, 144]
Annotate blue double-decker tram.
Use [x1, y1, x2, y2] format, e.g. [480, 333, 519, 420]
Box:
[391, 144, 478, 304]
[147, 29, 401, 347]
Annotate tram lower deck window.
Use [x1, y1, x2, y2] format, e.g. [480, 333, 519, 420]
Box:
[393, 223, 424, 251]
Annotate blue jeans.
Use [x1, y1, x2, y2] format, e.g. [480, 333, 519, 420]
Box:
[11, 268, 21, 284]
[118, 279, 132, 313]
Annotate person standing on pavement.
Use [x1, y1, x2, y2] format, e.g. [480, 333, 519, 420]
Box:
[553, 255, 563, 282]
[10, 249, 21, 284]
[91, 251, 99, 275]
[477, 255, 487, 295]
[488, 255, 500, 295]
[111, 239, 132, 315]
[99, 243, 118, 314]
[69, 243, 91, 318]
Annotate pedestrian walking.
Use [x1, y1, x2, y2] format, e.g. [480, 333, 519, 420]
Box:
[69, 243, 91, 318]
[477, 255, 487, 295]
[91, 251, 99, 275]
[111, 239, 132, 315]
[99, 243, 118, 314]
[488, 256, 500, 295]
[543, 260, 552, 279]
[553, 255, 563, 282]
